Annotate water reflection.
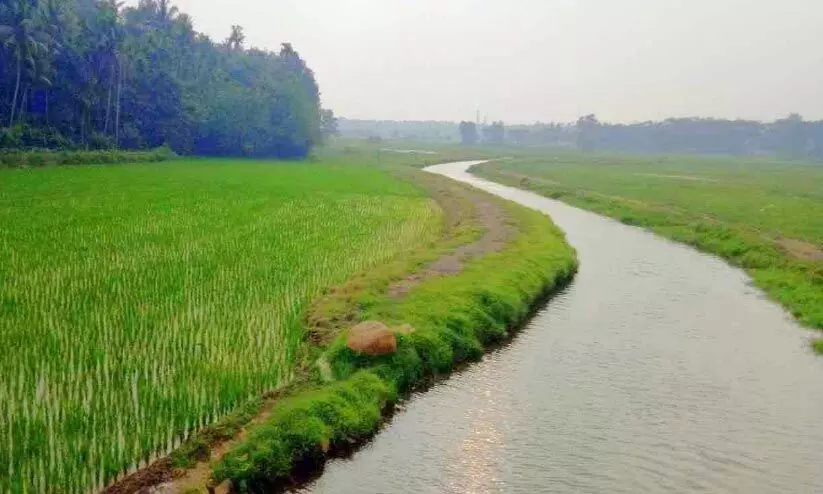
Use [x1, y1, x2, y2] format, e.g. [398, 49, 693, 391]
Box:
[444, 380, 505, 494]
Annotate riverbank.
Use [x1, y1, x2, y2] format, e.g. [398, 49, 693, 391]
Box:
[471, 156, 823, 351]
[106, 162, 577, 492]
[299, 160, 823, 494]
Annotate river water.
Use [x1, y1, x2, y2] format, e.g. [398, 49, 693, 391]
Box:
[300, 161, 823, 493]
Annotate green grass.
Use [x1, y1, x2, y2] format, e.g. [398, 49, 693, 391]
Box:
[0, 159, 441, 493]
[213, 188, 578, 489]
[317, 138, 511, 169]
[473, 151, 823, 330]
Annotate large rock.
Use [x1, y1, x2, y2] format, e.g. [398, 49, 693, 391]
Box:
[346, 321, 397, 356]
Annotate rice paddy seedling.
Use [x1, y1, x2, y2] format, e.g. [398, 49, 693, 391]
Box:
[0, 159, 440, 493]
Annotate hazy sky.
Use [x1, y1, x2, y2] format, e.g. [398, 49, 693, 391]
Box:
[132, 0, 823, 123]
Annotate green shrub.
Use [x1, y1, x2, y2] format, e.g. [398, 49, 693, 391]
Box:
[25, 152, 47, 167]
[87, 132, 116, 150]
[213, 371, 392, 486]
[0, 125, 24, 148]
[0, 147, 177, 168]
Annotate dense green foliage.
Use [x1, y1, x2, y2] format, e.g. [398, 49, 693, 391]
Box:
[0, 146, 175, 167]
[473, 152, 823, 330]
[0, 0, 323, 157]
[0, 160, 441, 493]
[213, 194, 578, 489]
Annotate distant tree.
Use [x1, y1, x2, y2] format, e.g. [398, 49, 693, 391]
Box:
[483, 121, 505, 145]
[0, 0, 50, 127]
[464, 114, 823, 161]
[459, 120, 478, 145]
[809, 121, 823, 160]
[319, 108, 338, 142]
[226, 24, 244, 50]
[156, 0, 179, 25]
[768, 113, 810, 159]
[576, 114, 600, 151]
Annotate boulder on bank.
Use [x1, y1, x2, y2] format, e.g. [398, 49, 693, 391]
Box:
[346, 321, 398, 356]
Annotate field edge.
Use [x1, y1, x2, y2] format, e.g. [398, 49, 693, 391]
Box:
[205, 170, 577, 491]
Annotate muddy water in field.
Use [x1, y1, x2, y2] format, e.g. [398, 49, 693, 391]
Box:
[299, 161, 823, 494]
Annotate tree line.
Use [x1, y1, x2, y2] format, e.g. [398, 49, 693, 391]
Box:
[349, 115, 823, 162]
[0, 0, 330, 158]
[510, 115, 823, 161]
[337, 118, 456, 142]
[572, 114, 823, 160]
[458, 121, 504, 146]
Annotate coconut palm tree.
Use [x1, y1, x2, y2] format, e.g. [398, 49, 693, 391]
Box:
[226, 24, 244, 50]
[156, 0, 178, 26]
[0, 0, 49, 127]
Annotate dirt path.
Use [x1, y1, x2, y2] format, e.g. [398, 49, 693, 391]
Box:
[388, 172, 512, 297]
[104, 170, 513, 494]
[776, 237, 823, 261]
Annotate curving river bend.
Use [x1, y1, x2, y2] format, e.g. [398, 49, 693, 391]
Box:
[300, 161, 823, 493]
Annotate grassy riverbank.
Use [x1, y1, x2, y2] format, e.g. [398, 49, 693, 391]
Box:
[211, 170, 577, 490]
[472, 152, 823, 348]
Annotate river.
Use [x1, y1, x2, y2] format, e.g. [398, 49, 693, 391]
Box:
[299, 160, 823, 493]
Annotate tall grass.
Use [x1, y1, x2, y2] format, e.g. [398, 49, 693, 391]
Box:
[0, 160, 440, 493]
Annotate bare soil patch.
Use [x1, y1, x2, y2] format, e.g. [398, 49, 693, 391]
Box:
[388, 173, 513, 297]
[776, 238, 823, 261]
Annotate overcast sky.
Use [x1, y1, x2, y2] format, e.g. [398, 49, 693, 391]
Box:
[133, 0, 823, 124]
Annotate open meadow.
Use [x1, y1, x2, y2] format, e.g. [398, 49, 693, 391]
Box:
[0, 159, 441, 492]
[474, 152, 823, 332]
